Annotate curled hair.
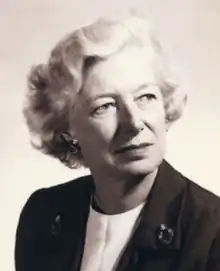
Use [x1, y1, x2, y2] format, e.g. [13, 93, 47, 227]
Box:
[23, 12, 187, 168]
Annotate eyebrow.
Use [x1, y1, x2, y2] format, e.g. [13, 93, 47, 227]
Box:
[88, 83, 150, 101]
[132, 83, 150, 93]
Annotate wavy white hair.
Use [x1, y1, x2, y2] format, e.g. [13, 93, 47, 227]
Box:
[23, 11, 187, 168]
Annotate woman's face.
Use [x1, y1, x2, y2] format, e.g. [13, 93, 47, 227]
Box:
[72, 45, 167, 177]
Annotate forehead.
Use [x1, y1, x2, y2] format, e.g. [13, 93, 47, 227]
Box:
[82, 45, 157, 99]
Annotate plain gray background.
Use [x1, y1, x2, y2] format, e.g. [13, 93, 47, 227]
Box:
[1, 0, 220, 270]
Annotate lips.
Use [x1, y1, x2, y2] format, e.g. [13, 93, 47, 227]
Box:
[114, 143, 152, 154]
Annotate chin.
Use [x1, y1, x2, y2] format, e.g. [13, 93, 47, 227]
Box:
[116, 157, 163, 177]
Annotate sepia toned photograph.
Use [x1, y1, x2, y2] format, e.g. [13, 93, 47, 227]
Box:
[1, 1, 220, 270]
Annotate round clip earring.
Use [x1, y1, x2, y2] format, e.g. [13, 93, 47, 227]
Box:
[60, 132, 80, 154]
[69, 138, 80, 154]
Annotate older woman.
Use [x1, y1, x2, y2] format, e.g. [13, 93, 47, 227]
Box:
[15, 13, 220, 271]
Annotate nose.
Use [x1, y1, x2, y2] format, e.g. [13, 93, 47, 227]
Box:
[119, 101, 145, 135]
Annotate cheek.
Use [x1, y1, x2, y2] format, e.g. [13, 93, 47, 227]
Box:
[77, 116, 118, 151]
[154, 114, 167, 149]
[154, 116, 167, 142]
[143, 106, 167, 152]
[144, 103, 166, 132]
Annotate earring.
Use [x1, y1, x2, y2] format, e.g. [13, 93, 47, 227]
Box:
[60, 132, 80, 154]
[69, 138, 80, 154]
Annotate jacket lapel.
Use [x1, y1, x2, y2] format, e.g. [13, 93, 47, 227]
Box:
[45, 176, 94, 271]
[116, 160, 188, 270]
[134, 160, 186, 249]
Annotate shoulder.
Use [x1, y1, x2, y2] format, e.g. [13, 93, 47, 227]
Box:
[186, 176, 220, 233]
[188, 178, 220, 211]
[28, 174, 93, 202]
[165, 160, 220, 210]
[179, 167, 220, 214]
[15, 175, 94, 270]
[159, 160, 220, 239]
[165, 161, 220, 236]
[18, 174, 94, 225]
[166, 163, 220, 268]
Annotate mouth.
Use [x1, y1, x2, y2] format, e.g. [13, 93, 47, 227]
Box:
[114, 143, 153, 154]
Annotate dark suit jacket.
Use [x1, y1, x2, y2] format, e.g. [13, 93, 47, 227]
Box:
[15, 160, 220, 271]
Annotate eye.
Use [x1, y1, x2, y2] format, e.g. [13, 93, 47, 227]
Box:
[92, 102, 117, 116]
[137, 93, 157, 102]
[135, 93, 157, 109]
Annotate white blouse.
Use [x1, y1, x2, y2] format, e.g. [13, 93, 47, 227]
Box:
[80, 201, 145, 271]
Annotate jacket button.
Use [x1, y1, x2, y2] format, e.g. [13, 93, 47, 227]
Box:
[51, 214, 62, 236]
[157, 224, 174, 245]
[131, 251, 139, 266]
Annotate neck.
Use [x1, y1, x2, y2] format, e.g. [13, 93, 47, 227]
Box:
[92, 169, 158, 215]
